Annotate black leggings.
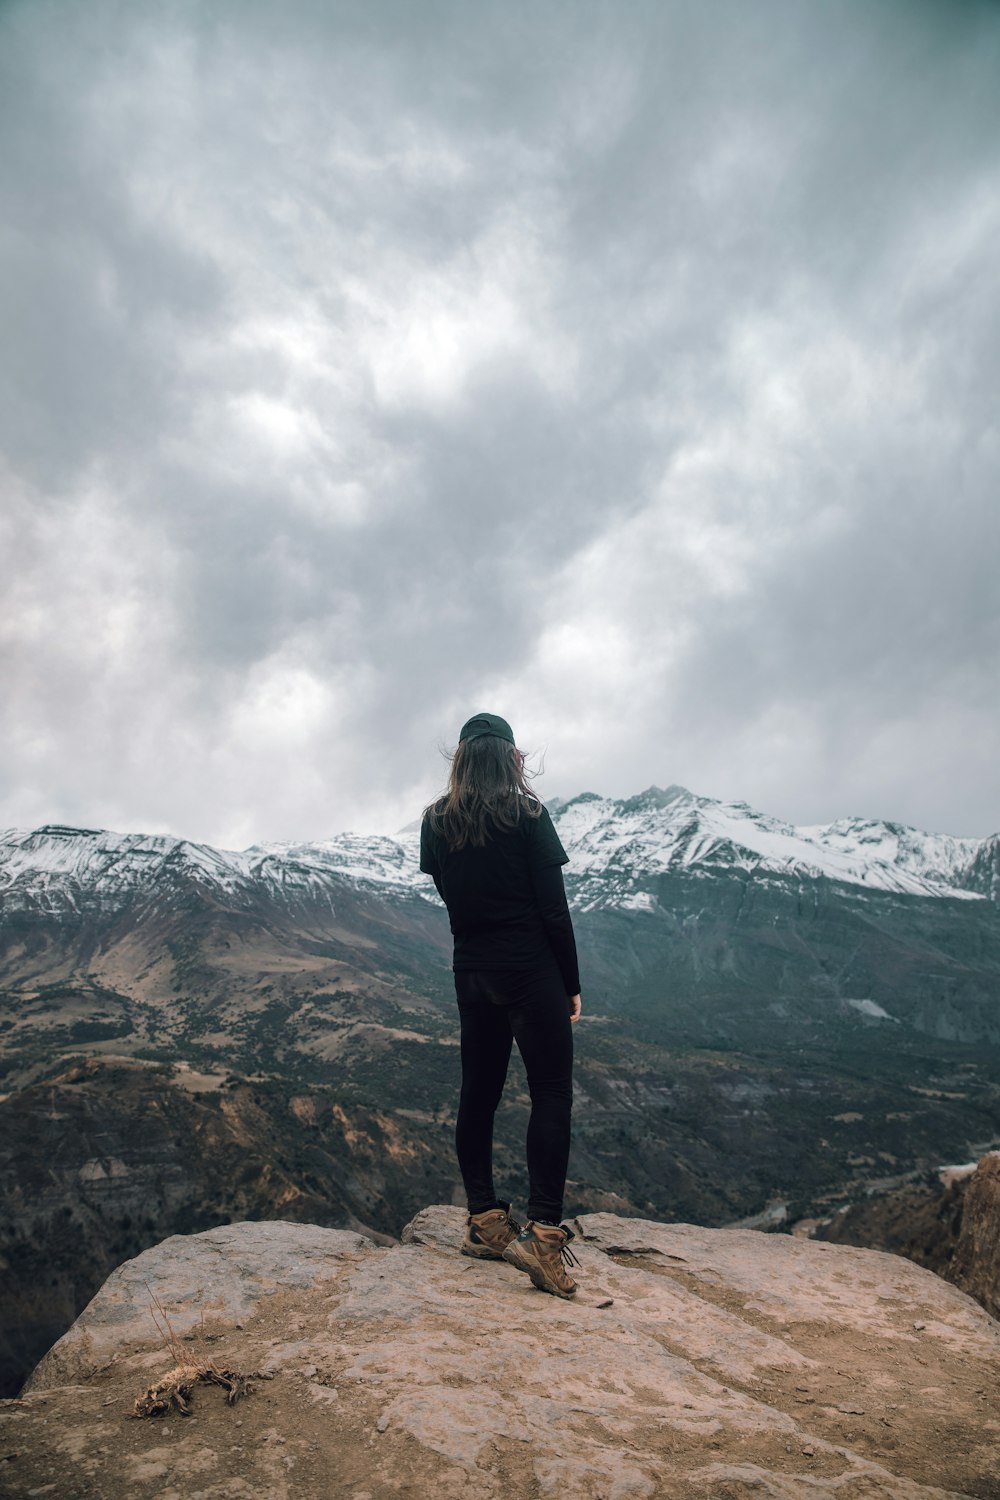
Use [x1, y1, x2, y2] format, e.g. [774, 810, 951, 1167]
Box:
[454, 957, 574, 1224]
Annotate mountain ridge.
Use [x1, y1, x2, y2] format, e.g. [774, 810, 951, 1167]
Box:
[3, 783, 998, 918]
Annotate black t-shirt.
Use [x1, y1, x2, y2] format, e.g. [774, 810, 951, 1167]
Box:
[419, 801, 580, 995]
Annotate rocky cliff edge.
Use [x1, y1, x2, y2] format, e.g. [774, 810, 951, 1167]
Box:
[2, 1208, 1000, 1499]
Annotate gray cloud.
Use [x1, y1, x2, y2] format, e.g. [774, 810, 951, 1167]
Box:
[2, 0, 998, 844]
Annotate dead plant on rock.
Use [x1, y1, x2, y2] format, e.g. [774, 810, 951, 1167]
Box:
[131, 1283, 265, 1419]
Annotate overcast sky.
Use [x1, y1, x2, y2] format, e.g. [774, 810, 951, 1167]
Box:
[1, 0, 998, 847]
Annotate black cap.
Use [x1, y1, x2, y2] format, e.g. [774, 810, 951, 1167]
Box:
[458, 712, 515, 744]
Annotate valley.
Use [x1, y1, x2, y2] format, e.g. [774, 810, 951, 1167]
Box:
[2, 786, 999, 1395]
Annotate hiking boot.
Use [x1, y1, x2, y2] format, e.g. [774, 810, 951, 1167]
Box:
[502, 1219, 580, 1298]
[461, 1203, 521, 1260]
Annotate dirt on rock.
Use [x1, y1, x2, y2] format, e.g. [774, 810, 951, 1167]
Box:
[2, 1208, 1000, 1499]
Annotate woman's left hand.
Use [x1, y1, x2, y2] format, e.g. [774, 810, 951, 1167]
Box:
[568, 993, 582, 1023]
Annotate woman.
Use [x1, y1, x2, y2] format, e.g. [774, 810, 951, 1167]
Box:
[420, 712, 582, 1299]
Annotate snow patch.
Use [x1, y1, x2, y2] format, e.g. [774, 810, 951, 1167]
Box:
[845, 998, 898, 1022]
[938, 1162, 980, 1187]
[617, 891, 658, 913]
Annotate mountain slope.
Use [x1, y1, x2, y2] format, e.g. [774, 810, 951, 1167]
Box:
[4, 788, 999, 1054]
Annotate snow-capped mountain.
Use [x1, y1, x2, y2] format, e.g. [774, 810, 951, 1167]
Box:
[0, 823, 431, 918]
[1, 786, 997, 919]
[551, 786, 999, 909]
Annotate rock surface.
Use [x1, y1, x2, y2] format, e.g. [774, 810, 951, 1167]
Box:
[23, 1220, 373, 1392]
[947, 1151, 1000, 1319]
[3, 1208, 1000, 1498]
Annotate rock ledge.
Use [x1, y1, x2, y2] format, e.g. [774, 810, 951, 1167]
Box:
[3, 1208, 1000, 1499]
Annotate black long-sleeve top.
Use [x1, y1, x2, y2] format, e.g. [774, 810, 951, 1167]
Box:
[419, 802, 581, 997]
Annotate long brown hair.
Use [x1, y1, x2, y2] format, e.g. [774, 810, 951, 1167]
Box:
[426, 734, 543, 850]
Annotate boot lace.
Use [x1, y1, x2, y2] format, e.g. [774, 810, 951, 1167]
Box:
[548, 1224, 580, 1269]
[559, 1239, 581, 1270]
